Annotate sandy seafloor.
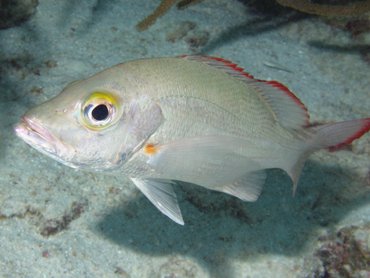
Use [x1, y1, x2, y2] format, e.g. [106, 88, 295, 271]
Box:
[0, 0, 369, 277]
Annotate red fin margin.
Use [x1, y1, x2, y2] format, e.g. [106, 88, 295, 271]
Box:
[264, 80, 309, 125]
[328, 118, 370, 152]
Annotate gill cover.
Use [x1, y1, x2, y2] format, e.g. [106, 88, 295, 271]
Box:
[120, 95, 164, 161]
[80, 93, 164, 169]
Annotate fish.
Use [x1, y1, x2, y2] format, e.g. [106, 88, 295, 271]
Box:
[15, 55, 370, 225]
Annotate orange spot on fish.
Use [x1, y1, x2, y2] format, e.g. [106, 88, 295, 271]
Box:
[144, 143, 158, 155]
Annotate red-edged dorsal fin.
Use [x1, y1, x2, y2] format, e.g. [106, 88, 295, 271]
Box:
[180, 55, 255, 79]
[180, 55, 310, 130]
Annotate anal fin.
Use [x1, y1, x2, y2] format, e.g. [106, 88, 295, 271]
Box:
[222, 170, 267, 202]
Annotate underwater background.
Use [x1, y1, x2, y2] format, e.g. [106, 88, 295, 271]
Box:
[0, 0, 369, 277]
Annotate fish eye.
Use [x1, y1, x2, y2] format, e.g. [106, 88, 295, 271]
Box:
[91, 104, 109, 121]
[81, 92, 120, 130]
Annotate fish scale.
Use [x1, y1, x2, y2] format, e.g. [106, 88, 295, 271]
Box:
[142, 58, 304, 144]
[138, 59, 288, 139]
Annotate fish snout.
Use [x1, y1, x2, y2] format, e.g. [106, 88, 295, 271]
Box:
[16, 116, 53, 142]
[14, 116, 66, 157]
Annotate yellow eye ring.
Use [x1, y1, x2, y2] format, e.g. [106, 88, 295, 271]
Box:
[81, 92, 120, 131]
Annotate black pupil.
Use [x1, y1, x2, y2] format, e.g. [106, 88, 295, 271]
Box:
[91, 104, 109, 121]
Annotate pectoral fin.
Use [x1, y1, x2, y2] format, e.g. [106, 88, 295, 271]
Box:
[130, 178, 184, 225]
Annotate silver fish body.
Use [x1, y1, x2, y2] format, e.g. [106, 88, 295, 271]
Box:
[15, 56, 370, 224]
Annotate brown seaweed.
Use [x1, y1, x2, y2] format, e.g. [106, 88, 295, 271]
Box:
[136, 0, 203, 31]
[276, 0, 370, 17]
[136, 0, 177, 31]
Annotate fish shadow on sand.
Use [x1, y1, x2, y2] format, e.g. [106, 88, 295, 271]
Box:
[199, 0, 308, 54]
[96, 159, 370, 277]
[201, 12, 307, 54]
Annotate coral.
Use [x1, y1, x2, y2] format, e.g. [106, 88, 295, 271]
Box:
[276, 0, 370, 17]
[136, 0, 203, 31]
[315, 225, 370, 277]
[274, 1, 370, 64]
[137, 0, 370, 31]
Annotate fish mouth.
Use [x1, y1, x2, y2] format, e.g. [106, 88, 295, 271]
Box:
[15, 117, 64, 158]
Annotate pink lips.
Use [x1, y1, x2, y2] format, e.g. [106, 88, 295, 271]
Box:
[16, 117, 50, 140]
[15, 117, 57, 154]
[15, 116, 77, 168]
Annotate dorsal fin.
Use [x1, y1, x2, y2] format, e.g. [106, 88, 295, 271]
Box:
[180, 55, 310, 130]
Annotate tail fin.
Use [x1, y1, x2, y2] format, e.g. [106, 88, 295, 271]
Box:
[310, 118, 370, 151]
[285, 118, 370, 195]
